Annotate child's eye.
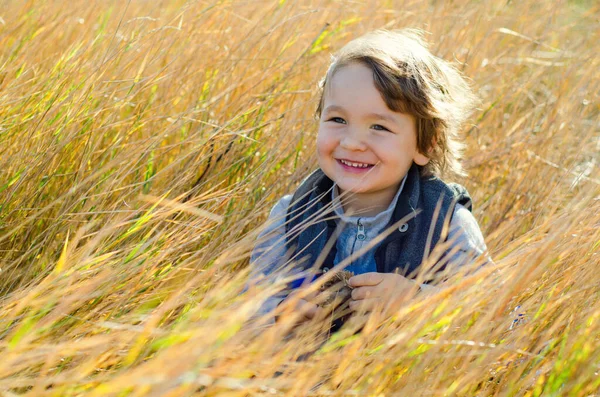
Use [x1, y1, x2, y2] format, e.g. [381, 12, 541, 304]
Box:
[372, 124, 391, 132]
[328, 117, 346, 124]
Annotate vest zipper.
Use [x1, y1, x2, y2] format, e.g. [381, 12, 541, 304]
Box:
[349, 218, 364, 267]
[357, 219, 366, 241]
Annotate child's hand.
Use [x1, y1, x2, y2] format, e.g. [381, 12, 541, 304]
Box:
[275, 289, 324, 324]
[348, 272, 417, 313]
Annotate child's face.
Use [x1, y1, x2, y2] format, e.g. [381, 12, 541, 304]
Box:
[317, 62, 429, 204]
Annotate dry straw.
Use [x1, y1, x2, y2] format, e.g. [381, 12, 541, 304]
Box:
[0, 0, 598, 395]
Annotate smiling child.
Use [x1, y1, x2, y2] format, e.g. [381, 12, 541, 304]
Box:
[249, 29, 488, 326]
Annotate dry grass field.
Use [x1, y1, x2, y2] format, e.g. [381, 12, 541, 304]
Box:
[0, 0, 599, 395]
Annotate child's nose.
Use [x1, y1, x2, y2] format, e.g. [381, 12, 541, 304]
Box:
[340, 128, 367, 151]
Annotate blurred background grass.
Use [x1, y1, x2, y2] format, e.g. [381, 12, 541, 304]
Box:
[0, 0, 598, 395]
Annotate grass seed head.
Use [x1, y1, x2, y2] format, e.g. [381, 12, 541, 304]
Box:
[319, 270, 354, 329]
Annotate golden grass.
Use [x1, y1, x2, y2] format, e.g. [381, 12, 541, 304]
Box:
[0, 0, 598, 395]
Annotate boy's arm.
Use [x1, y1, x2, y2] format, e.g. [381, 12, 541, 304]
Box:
[440, 203, 491, 276]
[247, 195, 294, 318]
[420, 204, 490, 293]
[447, 203, 489, 263]
[347, 205, 490, 307]
[249, 194, 293, 279]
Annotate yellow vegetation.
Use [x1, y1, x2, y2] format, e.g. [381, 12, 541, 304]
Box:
[0, 0, 598, 395]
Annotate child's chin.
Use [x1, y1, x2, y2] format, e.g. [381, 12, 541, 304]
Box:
[336, 183, 371, 195]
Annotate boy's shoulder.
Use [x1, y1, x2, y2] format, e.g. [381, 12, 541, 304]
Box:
[293, 168, 332, 197]
[285, 168, 334, 220]
[269, 194, 294, 217]
[420, 174, 473, 212]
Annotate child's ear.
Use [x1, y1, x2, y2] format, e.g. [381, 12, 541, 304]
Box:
[414, 137, 436, 166]
[414, 152, 430, 166]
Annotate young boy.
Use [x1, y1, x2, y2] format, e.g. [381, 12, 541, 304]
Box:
[249, 29, 488, 325]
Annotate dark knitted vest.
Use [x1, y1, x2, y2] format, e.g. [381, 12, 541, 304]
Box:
[284, 164, 472, 283]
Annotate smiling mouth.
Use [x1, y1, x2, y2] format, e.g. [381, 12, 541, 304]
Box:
[337, 159, 375, 169]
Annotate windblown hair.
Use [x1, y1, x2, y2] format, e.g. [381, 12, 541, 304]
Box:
[316, 29, 477, 178]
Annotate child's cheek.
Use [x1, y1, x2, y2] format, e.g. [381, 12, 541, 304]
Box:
[316, 133, 333, 159]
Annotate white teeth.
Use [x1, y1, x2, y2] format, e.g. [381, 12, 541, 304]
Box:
[340, 159, 371, 168]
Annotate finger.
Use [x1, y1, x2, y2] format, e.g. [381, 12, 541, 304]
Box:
[297, 299, 320, 319]
[348, 272, 383, 288]
[351, 286, 377, 301]
[311, 305, 325, 319]
[349, 298, 380, 312]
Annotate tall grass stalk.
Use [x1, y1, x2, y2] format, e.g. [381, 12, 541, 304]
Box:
[0, 0, 598, 395]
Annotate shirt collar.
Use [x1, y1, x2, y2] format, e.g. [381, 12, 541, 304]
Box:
[331, 173, 407, 226]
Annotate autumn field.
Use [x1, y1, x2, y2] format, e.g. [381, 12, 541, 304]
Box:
[0, 0, 599, 395]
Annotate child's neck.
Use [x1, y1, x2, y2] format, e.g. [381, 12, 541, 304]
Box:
[338, 189, 397, 218]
